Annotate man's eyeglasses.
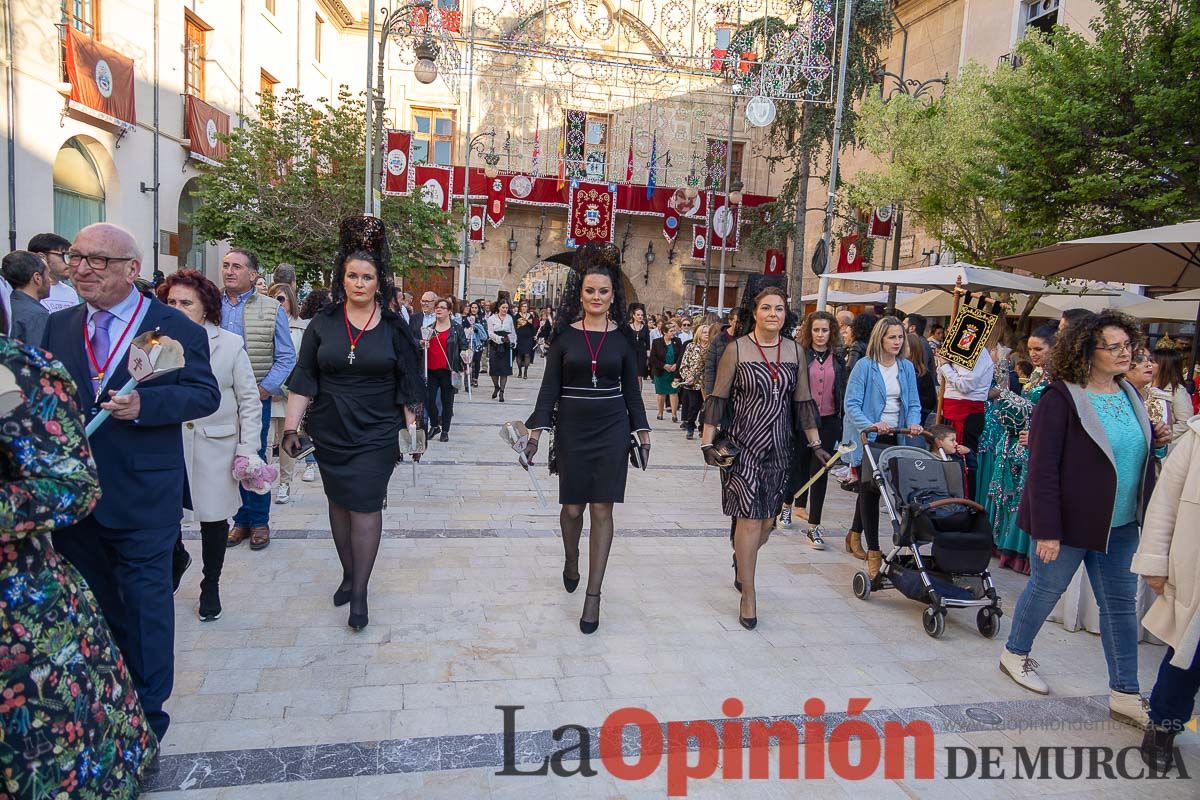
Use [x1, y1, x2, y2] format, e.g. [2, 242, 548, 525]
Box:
[1097, 341, 1134, 355]
[65, 252, 136, 270]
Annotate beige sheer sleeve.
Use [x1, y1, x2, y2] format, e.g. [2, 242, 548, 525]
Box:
[789, 339, 820, 436]
[703, 335, 740, 425]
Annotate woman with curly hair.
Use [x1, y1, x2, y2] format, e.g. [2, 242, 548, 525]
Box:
[1, 300, 158, 797]
[159, 270, 262, 620]
[701, 278, 825, 629]
[524, 243, 650, 634]
[280, 216, 425, 631]
[1000, 311, 1171, 729]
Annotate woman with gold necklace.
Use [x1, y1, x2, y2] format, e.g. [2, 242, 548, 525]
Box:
[524, 244, 650, 634]
[702, 276, 826, 629]
[281, 217, 424, 631]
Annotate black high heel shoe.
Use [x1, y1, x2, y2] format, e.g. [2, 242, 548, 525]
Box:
[579, 592, 601, 634]
[739, 614, 758, 630]
[348, 596, 368, 631]
[492, 386, 500, 399]
[333, 581, 352, 608]
[563, 561, 580, 593]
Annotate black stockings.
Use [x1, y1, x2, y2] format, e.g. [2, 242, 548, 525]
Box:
[561, 503, 615, 624]
[734, 518, 773, 619]
[328, 501, 383, 616]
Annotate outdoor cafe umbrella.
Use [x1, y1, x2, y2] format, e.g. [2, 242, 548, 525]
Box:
[832, 262, 1118, 295]
[1121, 297, 1200, 323]
[898, 289, 1062, 318]
[996, 220, 1200, 374]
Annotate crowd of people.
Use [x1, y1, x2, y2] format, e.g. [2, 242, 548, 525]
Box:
[2, 218, 1200, 795]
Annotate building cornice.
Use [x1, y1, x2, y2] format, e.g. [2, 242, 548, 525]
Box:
[317, 0, 356, 29]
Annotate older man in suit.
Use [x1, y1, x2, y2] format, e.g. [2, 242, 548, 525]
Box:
[43, 222, 220, 742]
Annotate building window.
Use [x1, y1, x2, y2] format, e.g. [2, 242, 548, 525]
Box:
[60, 0, 99, 78]
[53, 138, 106, 242]
[184, 11, 209, 99]
[264, 0, 276, 14]
[314, 14, 324, 62]
[1022, 0, 1059, 35]
[412, 107, 455, 166]
[260, 69, 279, 98]
[705, 139, 744, 189]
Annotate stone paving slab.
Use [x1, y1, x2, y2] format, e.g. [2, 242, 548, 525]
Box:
[154, 361, 1195, 797]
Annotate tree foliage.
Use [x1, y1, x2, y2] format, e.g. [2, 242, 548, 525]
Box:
[849, 64, 1012, 266]
[989, 0, 1200, 254]
[192, 86, 457, 284]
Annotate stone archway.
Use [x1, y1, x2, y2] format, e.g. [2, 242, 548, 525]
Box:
[512, 257, 641, 311]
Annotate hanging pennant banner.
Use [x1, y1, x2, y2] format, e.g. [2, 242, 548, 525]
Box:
[942, 303, 999, 369]
[868, 206, 895, 239]
[414, 164, 453, 212]
[764, 249, 785, 275]
[662, 206, 680, 243]
[185, 95, 229, 164]
[469, 205, 486, 242]
[65, 27, 136, 127]
[486, 174, 508, 227]
[566, 179, 617, 248]
[709, 194, 741, 251]
[692, 225, 708, 261]
[383, 130, 413, 195]
[836, 233, 864, 273]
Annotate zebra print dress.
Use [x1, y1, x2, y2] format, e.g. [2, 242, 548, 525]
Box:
[707, 337, 819, 520]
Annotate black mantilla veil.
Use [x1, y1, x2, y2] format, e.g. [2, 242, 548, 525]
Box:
[550, 242, 628, 338]
[734, 273, 798, 339]
[331, 215, 396, 309]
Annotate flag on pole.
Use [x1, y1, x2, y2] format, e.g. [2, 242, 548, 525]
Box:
[531, 128, 541, 176]
[625, 130, 634, 183]
[646, 133, 658, 200]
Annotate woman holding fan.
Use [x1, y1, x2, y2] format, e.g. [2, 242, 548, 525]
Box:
[524, 244, 650, 634]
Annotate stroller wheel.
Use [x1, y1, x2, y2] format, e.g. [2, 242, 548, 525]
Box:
[922, 606, 946, 639]
[976, 607, 1001, 639]
[852, 571, 872, 600]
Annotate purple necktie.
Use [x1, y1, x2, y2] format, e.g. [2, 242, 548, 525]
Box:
[90, 310, 115, 397]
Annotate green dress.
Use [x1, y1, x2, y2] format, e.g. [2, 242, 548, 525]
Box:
[972, 358, 1012, 500]
[986, 371, 1050, 575]
[0, 336, 157, 799]
[653, 342, 679, 395]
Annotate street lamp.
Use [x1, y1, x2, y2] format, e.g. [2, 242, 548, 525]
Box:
[413, 38, 439, 85]
[644, 240, 656, 285]
[728, 179, 744, 207]
[507, 230, 518, 272]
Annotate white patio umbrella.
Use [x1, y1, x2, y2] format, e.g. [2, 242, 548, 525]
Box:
[1038, 289, 1152, 314]
[1160, 288, 1200, 302]
[1121, 297, 1200, 323]
[799, 290, 916, 305]
[833, 263, 1117, 295]
[897, 289, 1063, 318]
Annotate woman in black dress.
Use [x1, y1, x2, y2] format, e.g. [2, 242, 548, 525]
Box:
[514, 300, 537, 379]
[486, 299, 516, 400]
[524, 243, 650, 634]
[281, 216, 424, 631]
[622, 303, 651, 386]
[701, 279, 826, 629]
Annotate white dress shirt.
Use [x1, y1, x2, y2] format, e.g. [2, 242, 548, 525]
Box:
[938, 347, 994, 402]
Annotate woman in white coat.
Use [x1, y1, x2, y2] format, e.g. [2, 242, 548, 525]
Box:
[159, 270, 262, 621]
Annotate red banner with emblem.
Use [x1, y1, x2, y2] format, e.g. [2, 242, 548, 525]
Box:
[566, 179, 617, 248]
[65, 27, 136, 126]
[662, 206, 680, 243]
[764, 249, 785, 275]
[414, 165, 453, 212]
[486, 175, 508, 227]
[185, 95, 229, 164]
[692, 225, 708, 260]
[383, 130, 413, 195]
[837, 233, 864, 273]
[468, 205, 486, 242]
[709, 194, 740, 251]
[867, 206, 895, 239]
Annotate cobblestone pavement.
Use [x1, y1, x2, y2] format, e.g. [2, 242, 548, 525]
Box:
[149, 360, 1197, 798]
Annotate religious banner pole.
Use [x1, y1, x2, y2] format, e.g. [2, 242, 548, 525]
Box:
[935, 275, 965, 424]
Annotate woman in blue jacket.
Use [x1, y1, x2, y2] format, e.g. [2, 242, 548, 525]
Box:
[842, 316, 924, 577]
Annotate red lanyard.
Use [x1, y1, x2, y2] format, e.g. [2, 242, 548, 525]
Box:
[84, 293, 145, 388]
[581, 319, 609, 388]
[750, 333, 782, 392]
[344, 303, 377, 364]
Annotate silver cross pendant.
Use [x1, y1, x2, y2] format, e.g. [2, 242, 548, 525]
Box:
[348, 348, 356, 365]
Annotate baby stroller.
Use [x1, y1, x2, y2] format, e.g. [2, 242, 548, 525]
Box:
[850, 430, 1003, 639]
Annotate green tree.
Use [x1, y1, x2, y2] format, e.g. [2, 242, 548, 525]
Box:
[736, 1, 893, 301]
[192, 86, 457, 285]
[989, 0, 1200, 254]
[848, 64, 1012, 266]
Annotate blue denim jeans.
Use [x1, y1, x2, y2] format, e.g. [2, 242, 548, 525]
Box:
[1149, 646, 1200, 730]
[1005, 522, 1140, 694]
[233, 399, 272, 528]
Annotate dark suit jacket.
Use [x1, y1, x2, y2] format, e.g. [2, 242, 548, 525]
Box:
[9, 290, 49, 346]
[649, 336, 684, 379]
[43, 297, 221, 530]
[409, 311, 435, 340]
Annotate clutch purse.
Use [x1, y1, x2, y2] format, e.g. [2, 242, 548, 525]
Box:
[628, 434, 649, 470]
[707, 431, 740, 469]
[398, 426, 427, 455]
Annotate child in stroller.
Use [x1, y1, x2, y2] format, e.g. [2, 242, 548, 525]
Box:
[850, 429, 1003, 639]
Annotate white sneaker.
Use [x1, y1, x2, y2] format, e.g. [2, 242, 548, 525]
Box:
[275, 484, 291, 504]
[806, 525, 827, 550]
[302, 465, 317, 482]
[777, 505, 794, 529]
[999, 650, 1049, 695]
[1109, 690, 1150, 730]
